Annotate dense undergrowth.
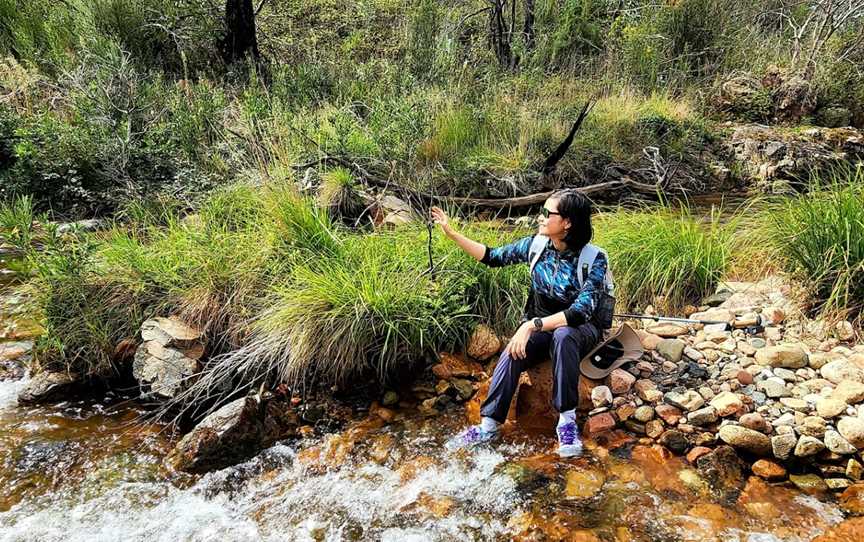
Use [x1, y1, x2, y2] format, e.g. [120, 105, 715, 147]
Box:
[1, 0, 862, 216]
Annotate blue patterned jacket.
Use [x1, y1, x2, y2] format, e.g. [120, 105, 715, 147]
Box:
[480, 235, 608, 328]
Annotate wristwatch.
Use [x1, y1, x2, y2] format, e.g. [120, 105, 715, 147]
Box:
[532, 317, 543, 331]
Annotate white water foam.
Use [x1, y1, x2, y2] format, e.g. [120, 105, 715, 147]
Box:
[0, 375, 27, 411]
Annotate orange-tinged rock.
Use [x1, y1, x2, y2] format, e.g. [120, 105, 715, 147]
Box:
[516, 360, 557, 428]
[565, 467, 606, 499]
[397, 456, 439, 483]
[812, 517, 864, 542]
[751, 459, 787, 481]
[466, 324, 502, 361]
[585, 412, 617, 436]
[686, 446, 713, 464]
[636, 329, 664, 350]
[578, 373, 606, 412]
[432, 352, 484, 380]
[369, 434, 394, 464]
[839, 483, 864, 516]
[655, 404, 683, 425]
[408, 492, 456, 519]
[592, 429, 636, 450]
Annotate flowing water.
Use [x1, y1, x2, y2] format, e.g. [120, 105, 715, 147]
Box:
[0, 242, 853, 542]
[0, 380, 849, 541]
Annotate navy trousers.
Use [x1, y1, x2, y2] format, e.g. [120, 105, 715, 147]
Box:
[480, 323, 601, 424]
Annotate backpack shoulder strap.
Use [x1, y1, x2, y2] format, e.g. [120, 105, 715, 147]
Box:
[577, 244, 615, 293]
[528, 234, 548, 274]
[576, 244, 600, 288]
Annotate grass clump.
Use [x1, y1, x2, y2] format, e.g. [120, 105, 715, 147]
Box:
[762, 170, 864, 319]
[595, 201, 740, 311]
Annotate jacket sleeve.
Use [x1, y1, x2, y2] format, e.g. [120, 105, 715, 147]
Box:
[480, 235, 534, 268]
[563, 252, 608, 327]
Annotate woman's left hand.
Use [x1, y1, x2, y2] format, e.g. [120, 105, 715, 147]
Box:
[505, 321, 534, 360]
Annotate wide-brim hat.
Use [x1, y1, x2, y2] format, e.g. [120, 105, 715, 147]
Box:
[579, 323, 644, 380]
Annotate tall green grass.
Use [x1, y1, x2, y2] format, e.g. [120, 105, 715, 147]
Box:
[595, 201, 742, 311]
[762, 171, 864, 318]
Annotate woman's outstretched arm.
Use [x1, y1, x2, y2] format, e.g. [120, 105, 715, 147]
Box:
[430, 206, 486, 261]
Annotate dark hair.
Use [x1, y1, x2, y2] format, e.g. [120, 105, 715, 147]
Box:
[551, 189, 592, 251]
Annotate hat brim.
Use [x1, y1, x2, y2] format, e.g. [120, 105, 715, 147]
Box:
[579, 323, 644, 380]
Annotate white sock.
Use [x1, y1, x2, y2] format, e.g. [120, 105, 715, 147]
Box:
[480, 416, 500, 433]
[558, 409, 577, 427]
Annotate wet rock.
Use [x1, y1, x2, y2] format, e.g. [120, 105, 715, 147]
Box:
[821, 359, 864, 384]
[17, 371, 84, 404]
[382, 391, 399, 406]
[664, 390, 705, 412]
[500, 462, 551, 492]
[755, 344, 808, 369]
[466, 324, 501, 361]
[686, 446, 713, 464]
[451, 378, 475, 401]
[751, 459, 786, 481]
[606, 368, 635, 395]
[812, 517, 864, 542]
[432, 353, 484, 380]
[838, 482, 864, 516]
[696, 445, 747, 496]
[657, 339, 685, 363]
[658, 430, 688, 454]
[824, 430, 857, 455]
[837, 417, 864, 449]
[793, 435, 825, 457]
[564, 467, 606, 499]
[167, 395, 299, 473]
[791, 475, 828, 498]
[719, 425, 771, 455]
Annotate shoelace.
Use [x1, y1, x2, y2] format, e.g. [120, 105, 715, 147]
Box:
[557, 423, 578, 445]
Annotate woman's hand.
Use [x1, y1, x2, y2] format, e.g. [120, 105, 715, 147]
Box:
[504, 321, 534, 360]
[430, 206, 450, 231]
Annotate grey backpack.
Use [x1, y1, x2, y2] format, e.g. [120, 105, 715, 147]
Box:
[527, 234, 616, 328]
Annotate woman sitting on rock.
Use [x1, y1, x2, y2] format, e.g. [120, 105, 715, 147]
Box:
[431, 189, 610, 458]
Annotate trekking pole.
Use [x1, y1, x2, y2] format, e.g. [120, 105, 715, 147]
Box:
[614, 313, 766, 335]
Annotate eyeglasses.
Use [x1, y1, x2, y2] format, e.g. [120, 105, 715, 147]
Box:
[540, 208, 561, 219]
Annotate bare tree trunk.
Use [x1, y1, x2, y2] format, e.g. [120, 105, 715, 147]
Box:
[523, 0, 536, 53]
[220, 0, 259, 64]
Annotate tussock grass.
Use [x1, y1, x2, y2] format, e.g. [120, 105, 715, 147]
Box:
[761, 169, 864, 319]
[595, 201, 741, 311]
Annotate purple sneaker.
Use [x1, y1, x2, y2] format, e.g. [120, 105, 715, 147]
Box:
[445, 425, 500, 450]
[556, 421, 583, 458]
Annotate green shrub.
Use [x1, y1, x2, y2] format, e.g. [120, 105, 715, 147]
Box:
[762, 171, 864, 318]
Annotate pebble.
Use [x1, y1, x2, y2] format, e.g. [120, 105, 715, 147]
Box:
[771, 432, 798, 459]
[794, 435, 826, 457]
[757, 377, 791, 398]
[824, 430, 857, 455]
[816, 397, 847, 418]
[633, 405, 655, 423]
[688, 406, 719, 426]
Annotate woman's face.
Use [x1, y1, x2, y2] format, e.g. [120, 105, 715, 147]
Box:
[538, 198, 570, 239]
